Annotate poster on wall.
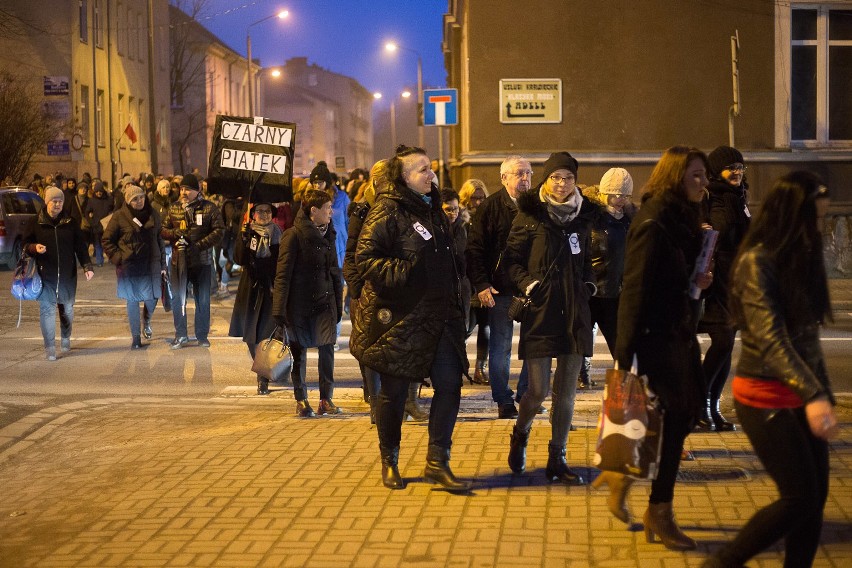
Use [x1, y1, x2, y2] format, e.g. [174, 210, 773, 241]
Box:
[499, 79, 562, 124]
[206, 115, 297, 203]
[43, 76, 70, 96]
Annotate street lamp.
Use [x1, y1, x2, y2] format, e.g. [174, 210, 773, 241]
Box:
[247, 10, 288, 116]
[374, 91, 413, 151]
[384, 41, 423, 148]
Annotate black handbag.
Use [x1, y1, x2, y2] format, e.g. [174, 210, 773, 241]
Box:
[251, 326, 292, 383]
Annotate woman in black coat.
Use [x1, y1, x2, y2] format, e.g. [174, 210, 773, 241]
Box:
[352, 145, 469, 492]
[503, 152, 593, 486]
[228, 203, 282, 395]
[85, 181, 113, 267]
[272, 190, 343, 418]
[102, 185, 166, 349]
[696, 146, 751, 431]
[24, 186, 94, 360]
[612, 146, 714, 549]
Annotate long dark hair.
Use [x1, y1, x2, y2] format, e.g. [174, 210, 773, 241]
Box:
[643, 145, 710, 202]
[388, 144, 427, 189]
[734, 170, 832, 323]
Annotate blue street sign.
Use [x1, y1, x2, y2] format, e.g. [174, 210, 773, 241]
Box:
[423, 88, 458, 126]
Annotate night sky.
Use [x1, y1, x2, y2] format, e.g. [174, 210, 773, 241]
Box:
[199, 0, 448, 107]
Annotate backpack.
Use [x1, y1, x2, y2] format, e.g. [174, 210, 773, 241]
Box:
[11, 252, 42, 301]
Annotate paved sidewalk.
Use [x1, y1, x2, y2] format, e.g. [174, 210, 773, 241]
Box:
[0, 387, 849, 567]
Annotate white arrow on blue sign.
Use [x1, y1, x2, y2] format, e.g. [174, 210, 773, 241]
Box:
[423, 88, 458, 126]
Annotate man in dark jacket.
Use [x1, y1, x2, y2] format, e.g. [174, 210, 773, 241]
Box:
[25, 186, 94, 360]
[160, 173, 225, 348]
[465, 155, 532, 418]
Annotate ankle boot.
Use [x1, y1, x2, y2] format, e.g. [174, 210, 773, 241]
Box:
[472, 360, 490, 384]
[423, 444, 471, 491]
[257, 377, 270, 395]
[591, 471, 634, 523]
[380, 445, 404, 489]
[711, 398, 736, 431]
[643, 501, 696, 550]
[695, 398, 715, 431]
[404, 383, 428, 422]
[508, 425, 530, 473]
[545, 442, 585, 485]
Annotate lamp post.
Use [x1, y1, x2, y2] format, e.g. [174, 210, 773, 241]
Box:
[374, 90, 412, 152]
[385, 41, 423, 149]
[247, 10, 288, 116]
[256, 67, 283, 116]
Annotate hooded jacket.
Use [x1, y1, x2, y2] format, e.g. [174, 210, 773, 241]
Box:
[350, 181, 466, 380]
[504, 189, 595, 359]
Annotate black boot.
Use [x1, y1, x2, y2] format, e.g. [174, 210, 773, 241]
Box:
[368, 396, 377, 425]
[545, 442, 585, 485]
[508, 425, 530, 473]
[380, 445, 404, 489]
[404, 383, 428, 422]
[423, 444, 471, 491]
[711, 398, 736, 431]
[257, 377, 270, 395]
[577, 357, 595, 388]
[695, 398, 715, 431]
[472, 360, 490, 384]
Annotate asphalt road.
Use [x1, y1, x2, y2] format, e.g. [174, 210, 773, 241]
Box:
[0, 265, 850, 430]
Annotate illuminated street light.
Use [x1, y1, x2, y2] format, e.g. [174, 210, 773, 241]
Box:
[384, 41, 423, 148]
[373, 92, 382, 99]
[247, 10, 289, 116]
[270, 68, 282, 78]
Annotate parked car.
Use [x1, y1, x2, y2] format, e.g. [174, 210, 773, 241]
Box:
[0, 187, 44, 269]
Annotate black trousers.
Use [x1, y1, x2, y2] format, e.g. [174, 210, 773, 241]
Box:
[376, 327, 463, 451]
[701, 324, 736, 401]
[712, 402, 829, 567]
[588, 296, 619, 356]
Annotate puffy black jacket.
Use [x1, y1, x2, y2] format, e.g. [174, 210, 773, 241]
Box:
[272, 209, 342, 348]
[351, 182, 466, 380]
[24, 209, 93, 303]
[160, 197, 225, 267]
[102, 203, 166, 278]
[466, 187, 521, 295]
[504, 190, 595, 359]
[343, 201, 370, 300]
[730, 246, 833, 405]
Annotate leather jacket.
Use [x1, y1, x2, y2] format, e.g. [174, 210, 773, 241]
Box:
[730, 246, 834, 404]
[160, 197, 225, 267]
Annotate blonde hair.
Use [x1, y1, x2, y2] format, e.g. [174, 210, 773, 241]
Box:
[458, 179, 488, 209]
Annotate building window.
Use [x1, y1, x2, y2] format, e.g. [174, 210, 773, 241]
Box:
[80, 85, 90, 146]
[308, 73, 318, 87]
[137, 12, 144, 61]
[128, 96, 136, 149]
[172, 67, 183, 108]
[93, 0, 103, 48]
[79, 0, 88, 43]
[96, 90, 105, 147]
[128, 6, 135, 60]
[117, 1, 124, 55]
[791, 6, 852, 143]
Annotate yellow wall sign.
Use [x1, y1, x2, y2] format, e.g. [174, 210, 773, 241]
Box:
[499, 79, 562, 124]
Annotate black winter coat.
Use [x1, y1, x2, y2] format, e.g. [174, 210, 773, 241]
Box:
[730, 246, 834, 405]
[272, 209, 342, 348]
[24, 209, 93, 304]
[466, 187, 521, 296]
[102, 204, 165, 303]
[148, 191, 174, 225]
[504, 190, 595, 359]
[699, 179, 750, 327]
[343, 201, 370, 300]
[615, 194, 705, 417]
[589, 205, 632, 298]
[229, 225, 280, 346]
[84, 193, 113, 235]
[351, 182, 467, 380]
[160, 197, 225, 267]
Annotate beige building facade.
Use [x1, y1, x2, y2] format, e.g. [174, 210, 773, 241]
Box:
[442, 0, 852, 207]
[0, 0, 172, 187]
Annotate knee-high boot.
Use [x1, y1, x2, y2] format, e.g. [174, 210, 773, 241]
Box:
[423, 444, 471, 491]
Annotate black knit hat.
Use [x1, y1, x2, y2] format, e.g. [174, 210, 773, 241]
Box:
[180, 173, 200, 191]
[540, 151, 578, 185]
[707, 146, 744, 177]
[310, 161, 333, 185]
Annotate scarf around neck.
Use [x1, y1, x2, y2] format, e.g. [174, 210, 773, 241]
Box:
[540, 186, 582, 226]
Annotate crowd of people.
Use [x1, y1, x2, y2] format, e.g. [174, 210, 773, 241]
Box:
[20, 142, 838, 565]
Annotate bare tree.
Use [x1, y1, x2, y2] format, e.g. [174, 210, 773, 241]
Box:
[169, 0, 214, 174]
[0, 71, 64, 184]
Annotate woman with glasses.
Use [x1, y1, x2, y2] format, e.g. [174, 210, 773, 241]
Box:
[229, 202, 282, 395]
[703, 172, 836, 567]
[504, 151, 595, 485]
[458, 179, 491, 384]
[696, 146, 751, 431]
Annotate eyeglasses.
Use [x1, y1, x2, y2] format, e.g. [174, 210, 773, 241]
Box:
[507, 170, 533, 178]
[549, 174, 575, 185]
[725, 164, 747, 172]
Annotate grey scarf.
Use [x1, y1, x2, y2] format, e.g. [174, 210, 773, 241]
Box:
[540, 186, 582, 226]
